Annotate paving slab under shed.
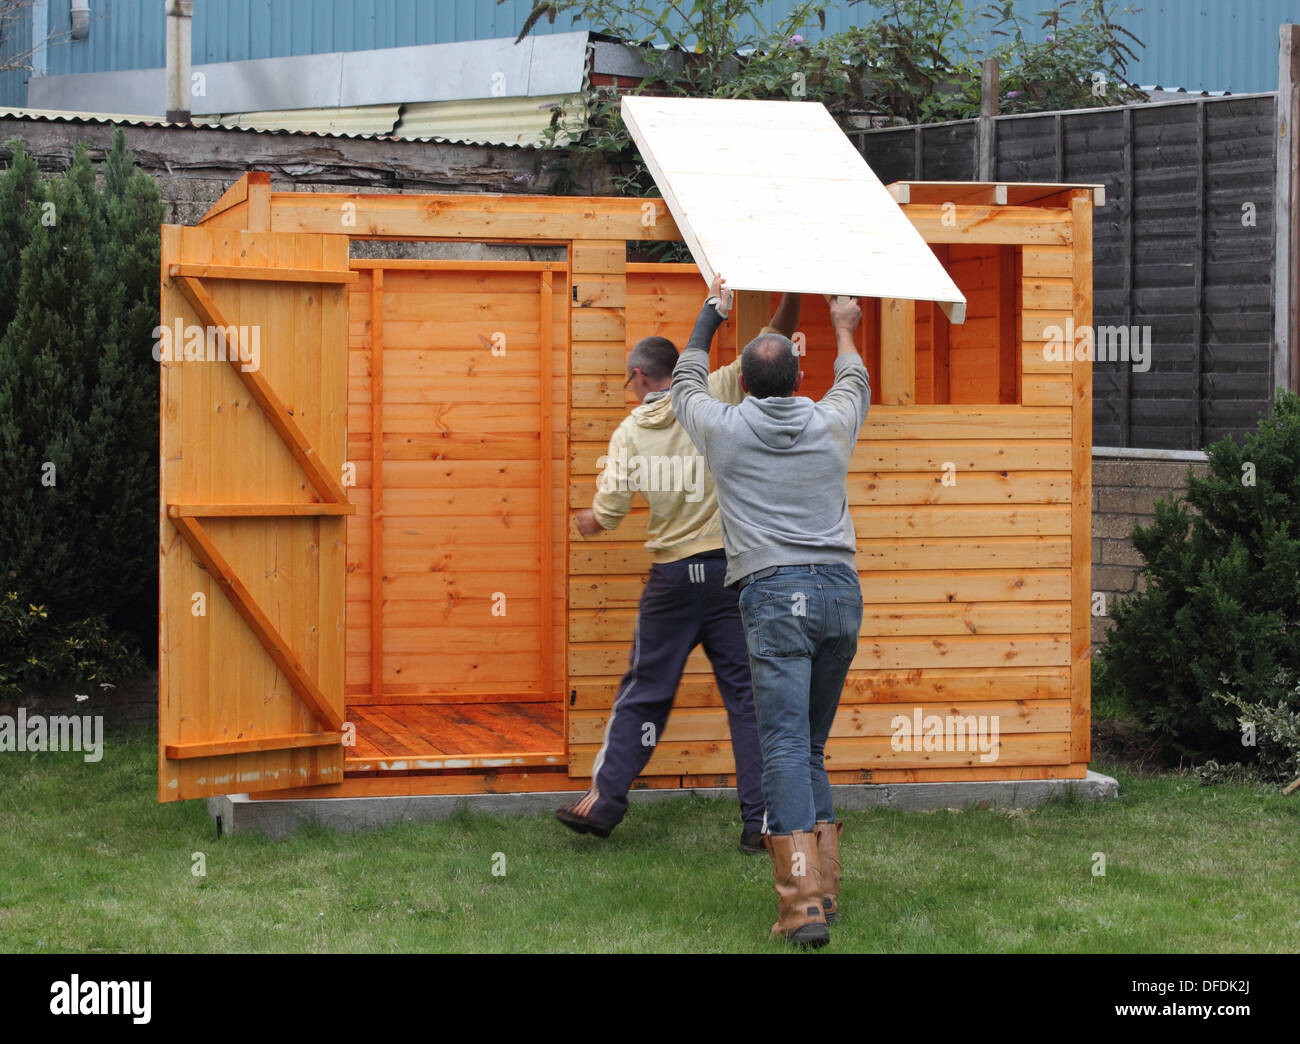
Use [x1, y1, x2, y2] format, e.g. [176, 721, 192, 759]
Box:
[208, 772, 1119, 841]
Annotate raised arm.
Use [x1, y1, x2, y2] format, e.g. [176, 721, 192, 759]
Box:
[821, 296, 871, 436]
[828, 296, 862, 360]
[767, 292, 803, 339]
[671, 274, 733, 445]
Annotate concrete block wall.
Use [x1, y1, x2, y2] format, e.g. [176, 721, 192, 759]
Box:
[1090, 452, 1209, 649]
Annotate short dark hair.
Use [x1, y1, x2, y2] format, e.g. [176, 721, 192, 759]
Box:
[627, 336, 679, 381]
[740, 333, 799, 398]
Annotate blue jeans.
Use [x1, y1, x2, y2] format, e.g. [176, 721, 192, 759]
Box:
[737, 563, 863, 834]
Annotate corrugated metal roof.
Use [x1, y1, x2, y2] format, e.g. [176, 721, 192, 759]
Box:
[395, 95, 586, 146]
[200, 106, 405, 138]
[189, 94, 586, 146]
[0, 106, 547, 149]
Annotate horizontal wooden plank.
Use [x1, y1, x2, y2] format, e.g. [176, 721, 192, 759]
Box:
[858, 537, 1070, 570]
[344, 751, 566, 772]
[168, 502, 357, 517]
[569, 699, 1071, 744]
[838, 763, 1086, 783]
[252, 771, 591, 798]
[1021, 376, 1074, 406]
[168, 262, 358, 284]
[343, 690, 557, 706]
[850, 505, 1071, 538]
[1020, 245, 1071, 275]
[569, 438, 1074, 474]
[569, 600, 1069, 642]
[836, 472, 1072, 507]
[350, 259, 563, 272]
[905, 205, 1073, 245]
[572, 241, 627, 274]
[862, 406, 1071, 440]
[854, 634, 1069, 670]
[573, 274, 627, 308]
[165, 731, 342, 759]
[568, 568, 1068, 607]
[568, 731, 1070, 774]
[1021, 344, 1072, 374]
[568, 535, 1073, 574]
[571, 308, 627, 341]
[569, 667, 1071, 709]
[270, 192, 681, 241]
[568, 633, 1068, 676]
[1021, 277, 1072, 310]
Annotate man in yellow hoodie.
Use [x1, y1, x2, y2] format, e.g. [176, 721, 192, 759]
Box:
[557, 278, 799, 852]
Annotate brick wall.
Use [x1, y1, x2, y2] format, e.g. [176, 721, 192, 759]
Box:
[1090, 453, 1209, 649]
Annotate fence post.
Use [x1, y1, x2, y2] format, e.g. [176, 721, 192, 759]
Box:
[978, 58, 999, 181]
[1275, 25, 1300, 395]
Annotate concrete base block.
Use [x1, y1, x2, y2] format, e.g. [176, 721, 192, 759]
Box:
[207, 771, 1118, 841]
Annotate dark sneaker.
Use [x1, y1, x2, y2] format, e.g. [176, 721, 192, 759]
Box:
[739, 828, 766, 854]
[555, 788, 616, 838]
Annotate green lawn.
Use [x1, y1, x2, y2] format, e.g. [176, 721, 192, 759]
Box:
[1, 726, 1297, 953]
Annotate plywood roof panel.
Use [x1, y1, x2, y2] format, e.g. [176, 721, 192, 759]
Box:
[622, 96, 967, 322]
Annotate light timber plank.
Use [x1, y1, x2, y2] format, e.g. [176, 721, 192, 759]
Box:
[620, 96, 966, 317]
[269, 192, 680, 241]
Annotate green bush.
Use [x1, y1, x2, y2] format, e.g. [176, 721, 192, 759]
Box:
[1195, 672, 1300, 789]
[0, 591, 144, 701]
[1100, 393, 1300, 762]
[0, 130, 161, 661]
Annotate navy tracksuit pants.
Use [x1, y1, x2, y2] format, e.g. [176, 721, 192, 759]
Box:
[587, 548, 765, 831]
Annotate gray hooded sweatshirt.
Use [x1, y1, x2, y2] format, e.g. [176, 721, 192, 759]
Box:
[670, 305, 871, 588]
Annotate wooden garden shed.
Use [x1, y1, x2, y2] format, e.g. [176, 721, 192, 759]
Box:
[157, 170, 1098, 804]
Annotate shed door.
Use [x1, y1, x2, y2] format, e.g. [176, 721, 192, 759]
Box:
[158, 225, 356, 802]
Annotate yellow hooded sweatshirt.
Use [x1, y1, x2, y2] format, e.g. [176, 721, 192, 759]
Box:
[589, 356, 745, 563]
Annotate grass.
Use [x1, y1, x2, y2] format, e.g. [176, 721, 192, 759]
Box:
[1, 726, 1298, 953]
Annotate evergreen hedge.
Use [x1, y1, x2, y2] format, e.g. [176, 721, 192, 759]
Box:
[0, 130, 161, 690]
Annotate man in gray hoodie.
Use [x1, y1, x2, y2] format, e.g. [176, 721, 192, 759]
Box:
[670, 285, 869, 948]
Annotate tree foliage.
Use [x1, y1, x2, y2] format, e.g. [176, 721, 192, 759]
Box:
[509, 0, 1145, 223]
[0, 129, 162, 687]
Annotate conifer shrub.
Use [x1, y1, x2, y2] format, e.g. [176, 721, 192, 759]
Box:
[1100, 394, 1300, 763]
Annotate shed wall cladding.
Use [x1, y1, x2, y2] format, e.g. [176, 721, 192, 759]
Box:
[570, 251, 1080, 783]
[855, 95, 1277, 450]
[158, 178, 1094, 801]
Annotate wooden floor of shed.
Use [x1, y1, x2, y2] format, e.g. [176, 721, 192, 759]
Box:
[345, 702, 566, 772]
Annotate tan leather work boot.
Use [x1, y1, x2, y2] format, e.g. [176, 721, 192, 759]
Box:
[814, 819, 844, 924]
[764, 830, 830, 948]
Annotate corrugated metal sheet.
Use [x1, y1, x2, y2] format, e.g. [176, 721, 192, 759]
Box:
[0, 105, 545, 149]
[193, 94, 584, 146]
[27, 33, 589, 115]
[12, 0, 1300, 108]
[37, 0, 596, 75]
[395, 95, 584, 146]
[1114, 1, 1300, 92]
[200, 105, 404, 137]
